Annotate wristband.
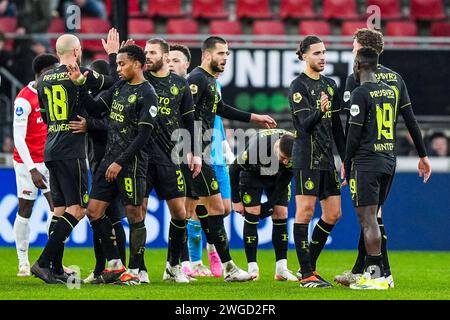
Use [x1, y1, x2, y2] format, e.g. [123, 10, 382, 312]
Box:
[75, 74, 86, 86]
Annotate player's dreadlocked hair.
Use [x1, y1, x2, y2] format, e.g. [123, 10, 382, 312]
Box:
[202, 36, 227, 52]
[147, 38, 170, 54]
[279, 133, 295, 158]
[118, 44, 146, 67]
[32, 54, 59, 77]
[353, 28, 384, 55]
[296, 36, 323, 61]
[170, 44, 191, 63]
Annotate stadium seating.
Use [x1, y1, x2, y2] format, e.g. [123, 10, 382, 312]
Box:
[410, 0, 446, 21]
[0, 17, 16, 33]
[279, 0, 316, 20]
[166, 19, 199, 44]
[0, 17, 16, 50]
[80, 18, 111, 52]
[341, 21, 369, 36]
[236, 0, 272, 19]
[192, 0, 228, 19]
[385, 21, 418, 37]
[147, 0, 185, 18]
[91, 52, 109, 62]
[322, 0, 359, 20]
[430, 21, 450, 36]
[298, 20, 331, 36]
[47, 18, 65, 33]
[209, 20, 243, 35]
[128, 19, 155, 47]
[252, 20, 285, 44]
[106, 0, 142, 17]
[366, 0, 402, 20]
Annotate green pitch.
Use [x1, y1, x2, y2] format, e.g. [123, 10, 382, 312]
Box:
[0, 248, 449, 300]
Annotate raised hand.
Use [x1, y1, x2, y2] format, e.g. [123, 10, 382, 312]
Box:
[120, 39, 135, 49]
[101, 27, 120, 55]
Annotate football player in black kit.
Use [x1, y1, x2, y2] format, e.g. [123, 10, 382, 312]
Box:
[289, 36, 346, 288]
[143, 38, 199, 283]
[66, 45, 158, 285]
[335, 28, 432, 288]
[186, 36, 277, 282]
[68, 59, 128, 284]
[31, 34, 118, 284]
[230, 129, 298, 282]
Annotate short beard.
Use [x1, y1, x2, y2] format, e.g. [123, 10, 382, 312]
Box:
[310, 64, 324, 72]
[148, 57, 164, 72]
[210, 59, 223, 73]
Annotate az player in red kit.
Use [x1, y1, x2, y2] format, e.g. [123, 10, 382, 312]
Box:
[12, 54, 59, 277]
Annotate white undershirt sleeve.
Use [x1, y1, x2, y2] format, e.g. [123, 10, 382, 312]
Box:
[13, 97, 36, 171]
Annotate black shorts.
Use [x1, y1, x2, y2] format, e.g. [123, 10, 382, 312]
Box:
[349, 169, 394, 207]
[182, 162, 221, 198]
[146, 163, 186, 200]
[239, 171, 290, 207]
[180, 163, 198, 199]
[46, 159, 89, 208]
[90, 159, 146, 206]
[294, 168, 341, 200]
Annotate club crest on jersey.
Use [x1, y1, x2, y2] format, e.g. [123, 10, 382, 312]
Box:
[293, 92, 302, 103]
[350, 104, 360, 116]
[114, 89, 120, 96]
[128, 94, 137, 103]
[150, 105, 158, 117]
[243, 194, 252, 205]
[343, 91, 351, 102]
[15, 107, 24, 117]
[211, 180, 219, 191]
[92, 70, 100, 79]
[305, 179, 314, 190]
[327, 86, 334, 96]
[189, 84, 198, 95]
[170, 85, 179, 96]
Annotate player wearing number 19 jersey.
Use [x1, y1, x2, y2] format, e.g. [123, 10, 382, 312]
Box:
[31, 34, 116, 284]
[335, 29, 431, 288]
[344, 47, 399, 289]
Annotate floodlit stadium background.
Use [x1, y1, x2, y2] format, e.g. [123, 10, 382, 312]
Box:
[0, 0, 449, 250]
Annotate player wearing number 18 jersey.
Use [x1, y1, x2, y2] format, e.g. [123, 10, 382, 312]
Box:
[31, 34, 116, 284]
